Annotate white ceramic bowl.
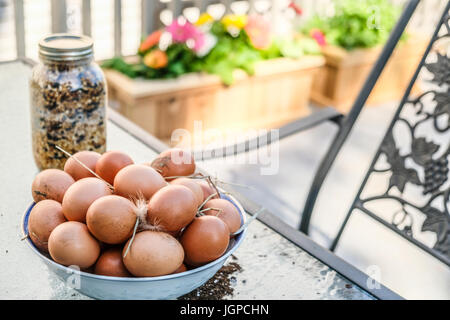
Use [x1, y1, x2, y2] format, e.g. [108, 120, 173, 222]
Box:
[22, 193, 247, 300]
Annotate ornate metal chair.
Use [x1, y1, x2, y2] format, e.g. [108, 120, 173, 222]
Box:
[329, 1, 450, 266]
[198, 0, 450, 267]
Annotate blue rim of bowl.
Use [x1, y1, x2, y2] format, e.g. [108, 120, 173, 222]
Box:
[22, 192, 247, 282]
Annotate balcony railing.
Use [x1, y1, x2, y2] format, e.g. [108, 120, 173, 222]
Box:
[4, 0, 447, 62]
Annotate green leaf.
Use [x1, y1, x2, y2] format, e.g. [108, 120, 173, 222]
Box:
[302, 0, 403, 50]
[101, 57, 139, 78]
[211, 61, 235, 85]
[168, 61, 186, 76]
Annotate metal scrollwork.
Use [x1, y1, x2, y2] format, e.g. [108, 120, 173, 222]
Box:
[353, 11, 450, 264]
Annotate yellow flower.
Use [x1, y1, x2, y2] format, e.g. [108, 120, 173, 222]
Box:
[143, 50, 168, 69]
[195, 13, 214, 26]
[221, 14, 247, 30]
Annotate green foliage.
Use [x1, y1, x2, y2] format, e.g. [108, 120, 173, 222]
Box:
[102, 43, 201, 80]
[101, 58, 142, 78]
[303, 0, 402, 50]
[273, 37, 321, 59]
[103, 18, 322, 85]
[195, 21, 262, 85]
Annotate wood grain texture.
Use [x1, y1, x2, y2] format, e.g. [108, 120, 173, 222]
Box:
[105, 56, 325, 142]
[311, 35, 429, 113]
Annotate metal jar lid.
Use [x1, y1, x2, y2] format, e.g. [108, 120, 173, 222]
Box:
[39, 33, 94, 61]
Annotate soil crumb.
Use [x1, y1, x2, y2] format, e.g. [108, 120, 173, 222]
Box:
[179, 262, 242, 300]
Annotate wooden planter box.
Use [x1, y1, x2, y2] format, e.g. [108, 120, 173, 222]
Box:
[104, 56, 324, 142]
[311, 35, 428, 113]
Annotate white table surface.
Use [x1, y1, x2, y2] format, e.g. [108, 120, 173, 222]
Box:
[0, 61, 373, 300]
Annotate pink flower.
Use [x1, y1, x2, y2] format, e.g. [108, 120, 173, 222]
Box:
[244, 15, 271, 50]
[310, 29, 327, 46]
[166, 20, 206, 52]
[192, 31, 205, 52]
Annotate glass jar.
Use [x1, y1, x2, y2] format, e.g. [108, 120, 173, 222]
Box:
[30, 34, 106, 170]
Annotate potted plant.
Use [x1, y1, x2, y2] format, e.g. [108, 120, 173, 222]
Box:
[302, 0, 428, 113]
[102, 13, 324, 142]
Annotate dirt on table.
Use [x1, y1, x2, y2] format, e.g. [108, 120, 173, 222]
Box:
[179, 257, 242, 300]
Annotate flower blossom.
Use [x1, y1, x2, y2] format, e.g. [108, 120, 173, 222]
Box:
[195, 13, 214, 26]
[288, 2, 303, 15]
[222, 14, 248, 30]
[166, 20, 206, 52]
[310, 29, 327, 46]
[139, 30, 163, 53]
[143, 49, 168, 69]
[244, 15, 272, 50]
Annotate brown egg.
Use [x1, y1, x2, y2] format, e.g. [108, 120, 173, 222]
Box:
[173, 263, 187, 274]
[48, 221, 100, 269]
[123, 231, 184, 277]
[196, 180, 219, 202]
[147, 185, 197, 233]
[31, 169, 75, 203]
[64, 151, 101, 181]
[95, 150, 134, 185]
[114, 164, 167, 200]
[28, 200, 66, 252]
[86, 195, 137, 244]
[203, 199, 242, 234]
[150, 148, 195, 180]
[180, 216, 229, 266]
[94, 247, 131, 277]
[62, 177, 112, 222]
[170, 178, 203, 207]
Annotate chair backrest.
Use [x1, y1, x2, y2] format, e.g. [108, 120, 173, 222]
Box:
[299, 0, 421, 232]
[331, 1, 450, 266]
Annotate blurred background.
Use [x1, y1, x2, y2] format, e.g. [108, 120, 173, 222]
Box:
[1, 0, 449, 300]
[0, 0, 444, 61]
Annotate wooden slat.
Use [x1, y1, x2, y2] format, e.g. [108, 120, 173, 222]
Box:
[223, 0, 233, 13]
[114, 0, 122, 56]
[141, 0, 163, 36]
[13, 0, 25, 58]
[169, 0, 183, 18]
[248, 0, 256, 13]
[81, 0, 91, 36]
[103, 56, 324, 98]
[195, 0, 208, 12]
[51, 0, 67, 33]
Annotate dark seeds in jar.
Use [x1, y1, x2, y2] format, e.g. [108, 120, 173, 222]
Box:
[30, 34, 106, 170]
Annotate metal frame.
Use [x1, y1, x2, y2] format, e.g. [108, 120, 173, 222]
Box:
[330, 1, 450, 267]
[191, 107, 343, 161]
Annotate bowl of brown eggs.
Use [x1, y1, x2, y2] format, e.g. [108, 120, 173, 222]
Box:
[22, 148, 247, 300]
